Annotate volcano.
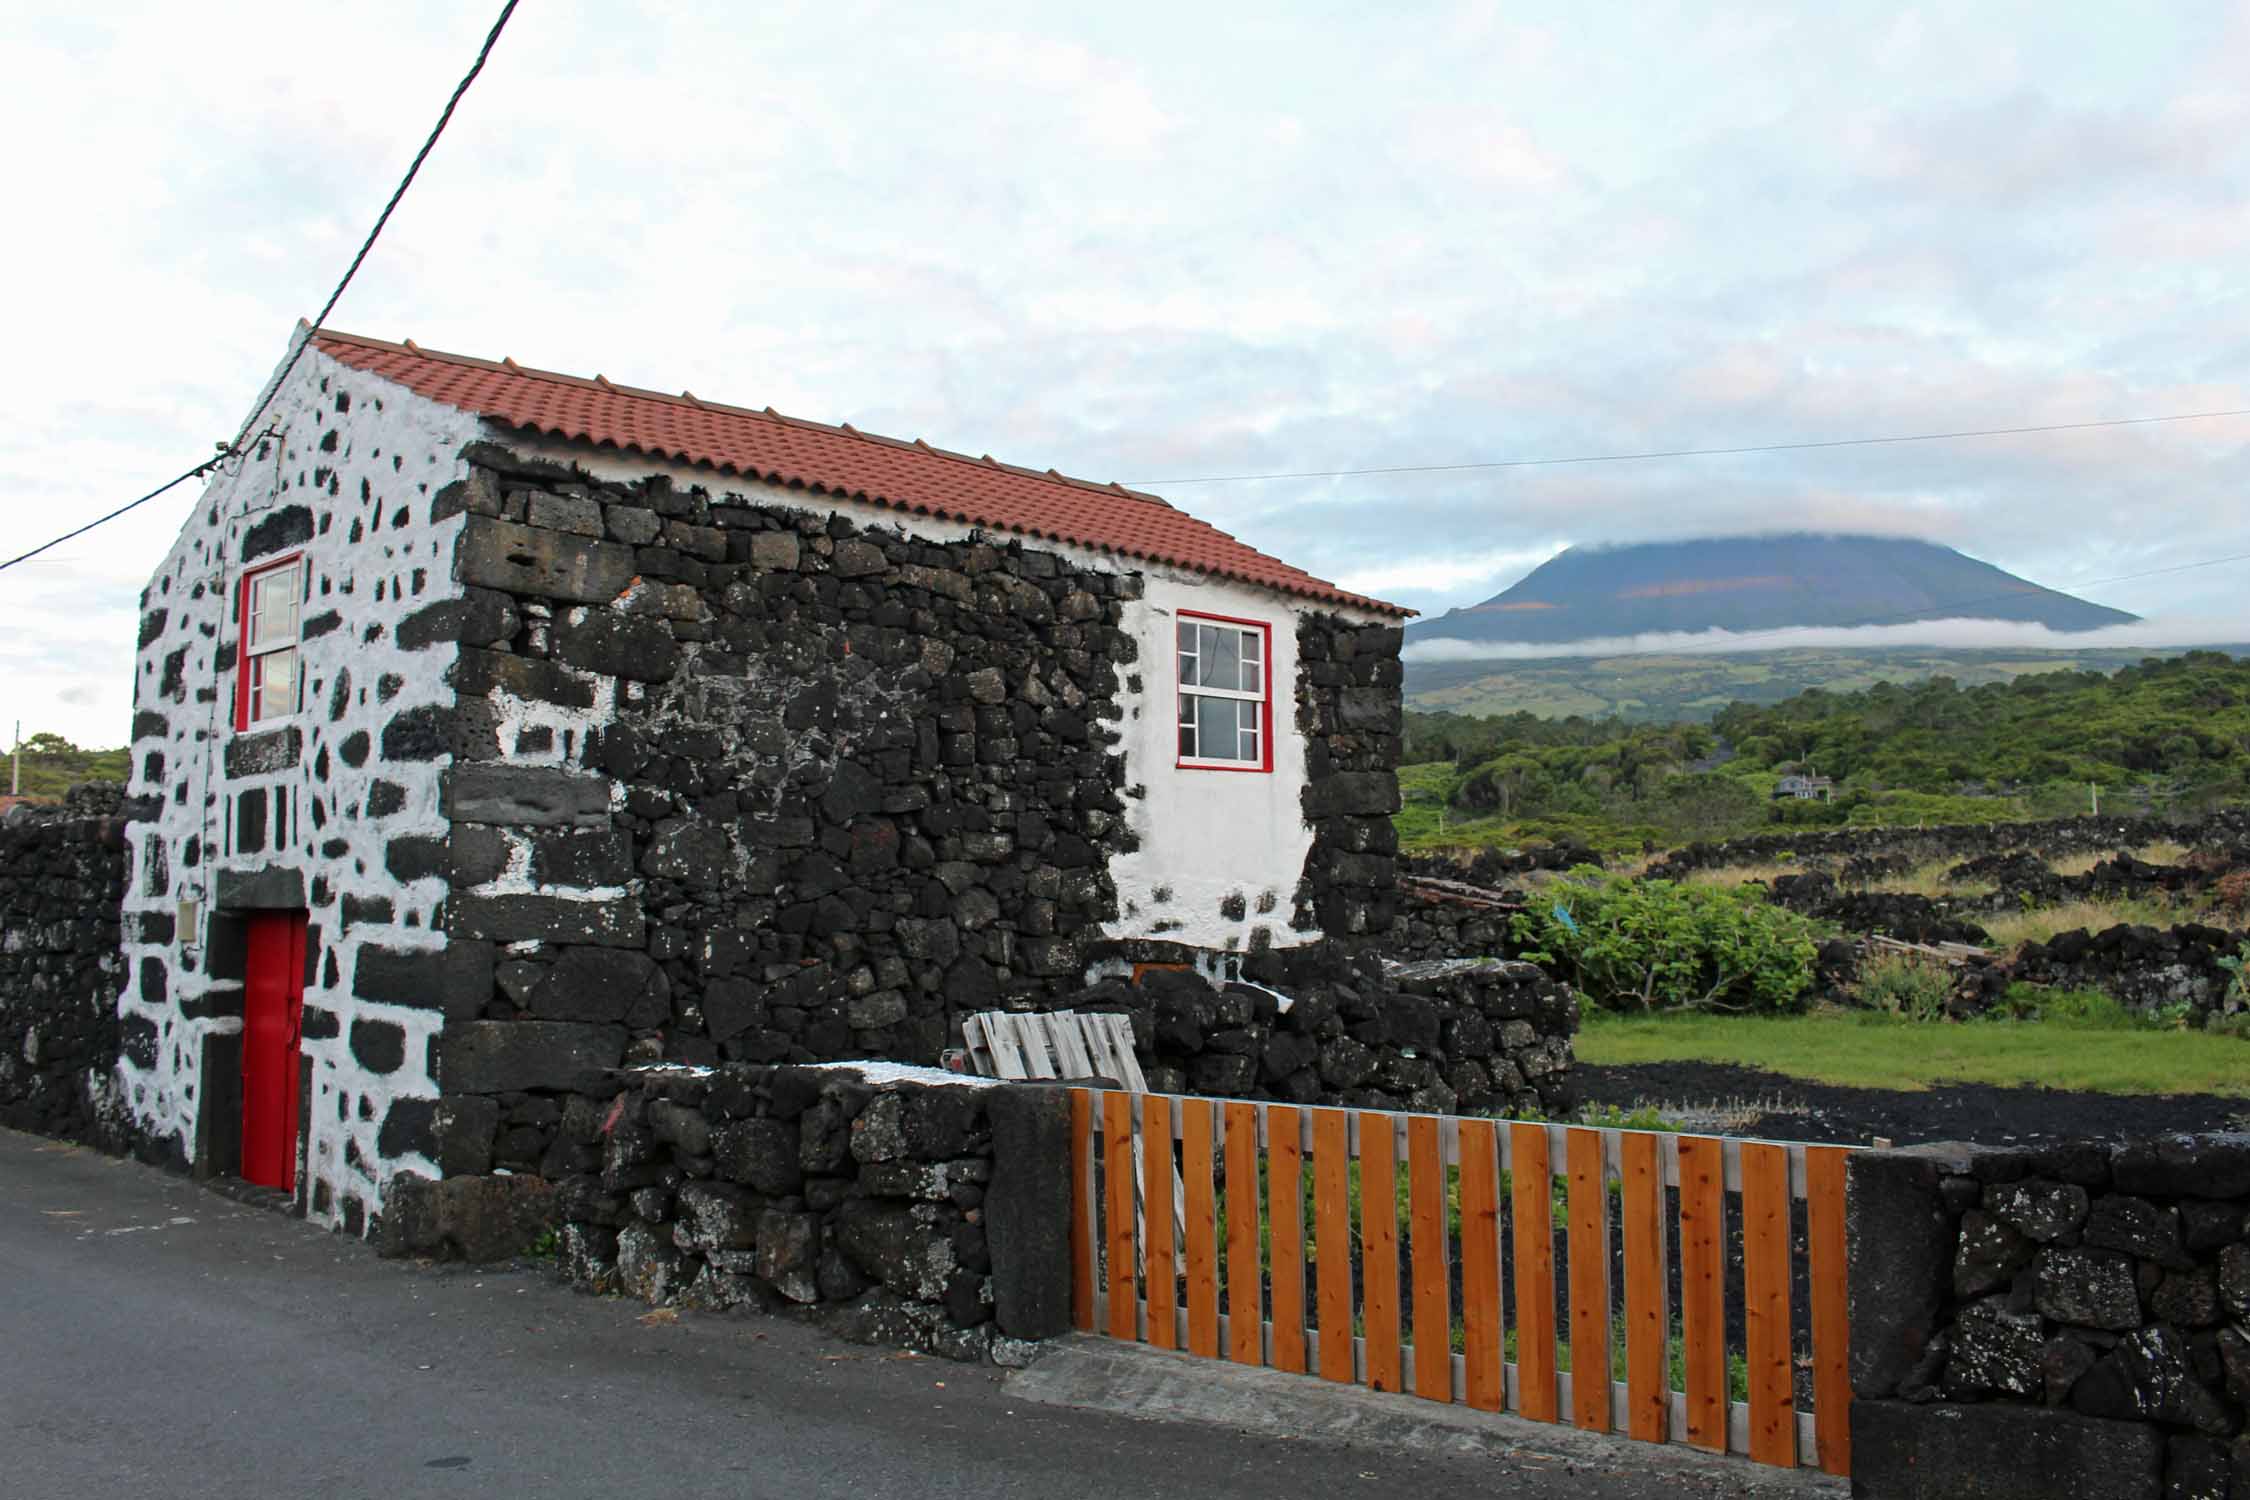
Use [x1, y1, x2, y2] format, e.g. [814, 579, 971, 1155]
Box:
[1407, 535, 2138, 648]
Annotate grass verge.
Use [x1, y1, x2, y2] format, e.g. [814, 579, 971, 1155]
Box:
[1574, 1009, 2250, 1096]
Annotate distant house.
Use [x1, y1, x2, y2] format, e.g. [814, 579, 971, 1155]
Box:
[116, 324, 1411, 1231]
[1773, 773, 1834, 802]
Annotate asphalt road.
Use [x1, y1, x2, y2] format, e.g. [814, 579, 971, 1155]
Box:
[1, 1128, 1802, 1499]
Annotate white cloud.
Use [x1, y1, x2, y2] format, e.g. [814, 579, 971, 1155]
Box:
[4, 1, 2250, 747]
[1336, 541, 1569, 599]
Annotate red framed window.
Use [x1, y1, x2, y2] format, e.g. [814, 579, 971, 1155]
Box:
[235, 555, 305, 731]
[1176, 611, 1273, 772]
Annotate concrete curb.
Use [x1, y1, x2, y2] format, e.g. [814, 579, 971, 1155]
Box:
[1005, 1337, 1847, 1496]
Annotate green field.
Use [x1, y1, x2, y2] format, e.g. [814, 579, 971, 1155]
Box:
[1576, 1010, 2250, 1096]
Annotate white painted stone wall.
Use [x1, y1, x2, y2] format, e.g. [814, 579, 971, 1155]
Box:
[118, 333, 480, 1230]
[1103, 572, 1322, 951]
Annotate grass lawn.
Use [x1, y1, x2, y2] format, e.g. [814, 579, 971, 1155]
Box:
[1575, 1009, 2250, 1096]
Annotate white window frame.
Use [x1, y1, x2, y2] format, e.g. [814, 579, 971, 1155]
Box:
[238, 555, 305, 730]
[1175, 611, 1272, 772]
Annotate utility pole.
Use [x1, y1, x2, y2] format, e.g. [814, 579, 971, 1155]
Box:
[9, 721, 18, 797]
[2090, 781, 2100, 816]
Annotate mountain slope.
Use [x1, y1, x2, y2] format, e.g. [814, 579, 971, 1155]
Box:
[1408, 535, 2138, 647]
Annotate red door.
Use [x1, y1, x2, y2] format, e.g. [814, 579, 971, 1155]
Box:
[242, 911, 308, 1191]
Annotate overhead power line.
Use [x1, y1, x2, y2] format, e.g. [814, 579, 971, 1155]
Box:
[229, 0, 521, 455]
[0, 0, 520, 578]
[0, 446, 265, 573]
[1133, 406, 2250, 487]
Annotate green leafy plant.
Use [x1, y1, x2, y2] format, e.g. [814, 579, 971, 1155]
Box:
[1574, 1102, 1684, 1134]
[1856, 954, 1954, 1022]
[2219, 941, 2250, 1010]
[1510, 868, 1819, 1014]
[2207, 1010, 2250, 1040]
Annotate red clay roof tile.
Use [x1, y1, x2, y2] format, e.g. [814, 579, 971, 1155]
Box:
[309, 328, 1407, 617]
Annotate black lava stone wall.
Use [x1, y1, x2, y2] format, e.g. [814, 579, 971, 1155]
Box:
[552, 1064, 1070, 1364]
[0, 788, 133, 1146]
[1044, 944, 1576, 1117]
[1981, 922, 2250, 1027]
[410, 447, 1136, 1176]
[1646, 812, 2250, 883]
[1382, 851, 1600, 965]
[1383, 894, 1516, 966]
[1851, 1136, 2250, 1500]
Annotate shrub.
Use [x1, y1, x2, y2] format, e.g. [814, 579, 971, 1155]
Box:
[1857, 955, 1953, 1022]
[1509, 868, 1819, 1013]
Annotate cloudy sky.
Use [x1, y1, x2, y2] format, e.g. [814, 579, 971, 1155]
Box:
[4, 0, 2248, 746]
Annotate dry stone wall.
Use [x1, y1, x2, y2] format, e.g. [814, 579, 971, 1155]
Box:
[1042, 944, 1576, 1118]
[1648, 811, 2250, 883]
[0, 789, 132, 1146]
[1384, 849, 1602, 965]
[1851, 1135, 2250, 1500]
[543, 1063, 1071, 1364]
[1976, 922, 2249, 1025]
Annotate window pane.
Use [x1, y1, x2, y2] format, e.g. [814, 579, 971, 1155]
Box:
[1241, 721, 1260, 762]
[1202, 626, 1241, 692]
[250, 568, 298, 650]
[1195, 695, 1247, 760]
[1178, 725, 1196, 757]
[1240, 630, 1260, 662]
[255, 648, 297, 720]
[1180, 652, 1196, 686]
[1242, 660, 1260, 695]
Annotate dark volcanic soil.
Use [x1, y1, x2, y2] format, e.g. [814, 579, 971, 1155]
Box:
[1576, 1059, 2250, 1148]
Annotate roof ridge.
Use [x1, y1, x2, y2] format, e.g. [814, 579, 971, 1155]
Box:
[310, 327, 1175, 511]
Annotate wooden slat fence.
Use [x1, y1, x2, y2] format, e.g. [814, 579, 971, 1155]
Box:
[1066, 1089, 1855, 1477]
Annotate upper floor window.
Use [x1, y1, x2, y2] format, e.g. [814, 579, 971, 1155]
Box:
[1177, 613, 1271, 772]
[236, 556, 304, 730]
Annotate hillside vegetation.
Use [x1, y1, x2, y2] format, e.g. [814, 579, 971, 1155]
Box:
[1401, 651, 2250, 854]
[1401, 644, 2239, 722]
[2, 734, 128, 803]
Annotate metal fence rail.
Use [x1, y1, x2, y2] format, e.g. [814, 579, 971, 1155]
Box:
[1066, 1089, 1854, 1477]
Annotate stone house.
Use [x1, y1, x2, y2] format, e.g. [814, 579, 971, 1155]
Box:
[117, 325, 1410, 1230]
